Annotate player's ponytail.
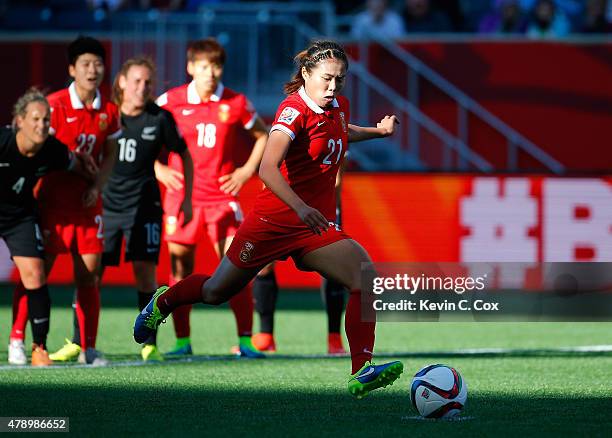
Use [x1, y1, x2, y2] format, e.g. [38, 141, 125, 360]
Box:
[283, 50, 309, 95]
[283, 41, 349, 95]
[12, 87, 49, 132]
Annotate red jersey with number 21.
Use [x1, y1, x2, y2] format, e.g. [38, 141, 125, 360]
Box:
[254, 86, 349, 227]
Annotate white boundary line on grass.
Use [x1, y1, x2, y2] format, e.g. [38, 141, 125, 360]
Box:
[1, 344, 611, 371]
[402, 415, 477, 422]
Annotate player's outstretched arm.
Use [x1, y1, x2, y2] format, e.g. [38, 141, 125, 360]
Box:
[219, 116, 269, 196]
[154, 160, 184, 191]
[259, 130, 329, 236]
[178, 148, 194, 226]
[71, 150, 98, 181]
[347, 115, 399, 143]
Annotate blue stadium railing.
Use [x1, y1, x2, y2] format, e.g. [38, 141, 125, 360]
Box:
[368, 36, 565, 173]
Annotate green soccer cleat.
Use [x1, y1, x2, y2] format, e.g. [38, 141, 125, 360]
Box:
[348, 360, 404, 399]
[134, 286, 169, 344]
[237, 336, 266, 359]
[141, 344, 164, 362]
[49, 338, 81, 362]
[166, 337, 193, 357]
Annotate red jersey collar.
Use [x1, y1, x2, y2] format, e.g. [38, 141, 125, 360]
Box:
[298, 86, 339, 114]
[68, 82, 101, 110]
[187, 81, 224, 104]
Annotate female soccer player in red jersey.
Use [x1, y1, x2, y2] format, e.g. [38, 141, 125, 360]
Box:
[155, 39, 268, 358]
[135, 40, 403, 398]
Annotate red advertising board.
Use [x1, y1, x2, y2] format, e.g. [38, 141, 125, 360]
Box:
[2, 174, 609, 287]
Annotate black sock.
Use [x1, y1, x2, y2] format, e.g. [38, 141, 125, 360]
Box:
[321, 278, 346, 334]
[253, 271, 278, 334]
[72, 290, 81, 346]
[27, 285, 51, 346]
[138, 290, 156, 345]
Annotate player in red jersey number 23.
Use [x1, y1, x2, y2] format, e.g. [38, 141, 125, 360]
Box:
[135, 40, 403, 398]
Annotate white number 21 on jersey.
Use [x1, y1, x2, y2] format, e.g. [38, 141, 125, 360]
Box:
[322, 138, 343, 165]
[196, 123, 217, 148]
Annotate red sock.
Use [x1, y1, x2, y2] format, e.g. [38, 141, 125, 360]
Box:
[345, 289, 376, 374]
[76, 286, 100, 350]
[229, 284, 253, 337]
[169, 275, 191, 338]
[158, 274, 209, 315]
[10, 281, 28, 341]
[172, 305, 192, 339]
[74, 293, 86, 349]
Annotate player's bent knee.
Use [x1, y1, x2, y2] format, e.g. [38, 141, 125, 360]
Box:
[257, 263, 275, 277]
[201, 284, 225, 306]
[21, 271, 46, 290]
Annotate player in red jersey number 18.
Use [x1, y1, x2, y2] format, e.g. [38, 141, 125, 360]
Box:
[155, 39, 268, 357]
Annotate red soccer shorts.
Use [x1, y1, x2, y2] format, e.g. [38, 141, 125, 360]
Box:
[41, 210, 104, 255]
[163, 199, 243, 246]
[226, 212, 351, 269]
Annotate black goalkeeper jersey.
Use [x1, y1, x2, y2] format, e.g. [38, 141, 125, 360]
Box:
[103, 102, 186, 214]
[0, 127, 72, 225]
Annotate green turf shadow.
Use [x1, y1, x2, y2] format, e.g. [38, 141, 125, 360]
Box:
[0, 382, 609, 437]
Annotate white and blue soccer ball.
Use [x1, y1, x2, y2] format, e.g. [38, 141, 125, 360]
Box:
[410, 364, 467, 418]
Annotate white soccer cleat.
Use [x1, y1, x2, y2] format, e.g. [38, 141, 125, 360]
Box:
[8, 339, 27, 365]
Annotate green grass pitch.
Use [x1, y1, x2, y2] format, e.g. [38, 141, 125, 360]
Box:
[0, 285, 610, 436]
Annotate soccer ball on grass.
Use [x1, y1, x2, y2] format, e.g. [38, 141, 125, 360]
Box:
[410, 364, 467, 418]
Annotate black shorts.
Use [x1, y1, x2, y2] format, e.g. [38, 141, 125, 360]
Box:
[102, 206, 162, 266]
[0, 216, 44, 259]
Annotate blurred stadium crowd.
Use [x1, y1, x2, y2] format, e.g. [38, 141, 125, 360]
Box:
[1, 0, 610, 36]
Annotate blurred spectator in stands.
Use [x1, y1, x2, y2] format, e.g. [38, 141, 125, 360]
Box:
[351, 0, 406, 40]
[479, 0, 528, 33]
[432, 0, 465, 31]
[459, 0, 494, 31]
[87, 0, 130, 12]
[520, 0, 583, 27]
[579, 0, 612, 33]
[0, 0, 8, 27]
[527, 0, 570, 38]
[87, 0, 132, 23]
[519, 0, 582, 15]
[1, 1, 54, 30]
[50, 0, 89, 12]
[402, 0, 453, 33]
[49, 0, 103, 30]
[139, 0, 184, 10]
[335, 0, 362, 16]
[185, 0, 235, 12]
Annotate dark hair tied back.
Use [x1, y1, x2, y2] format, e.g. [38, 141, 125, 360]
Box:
[284, 40, 348, 95]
